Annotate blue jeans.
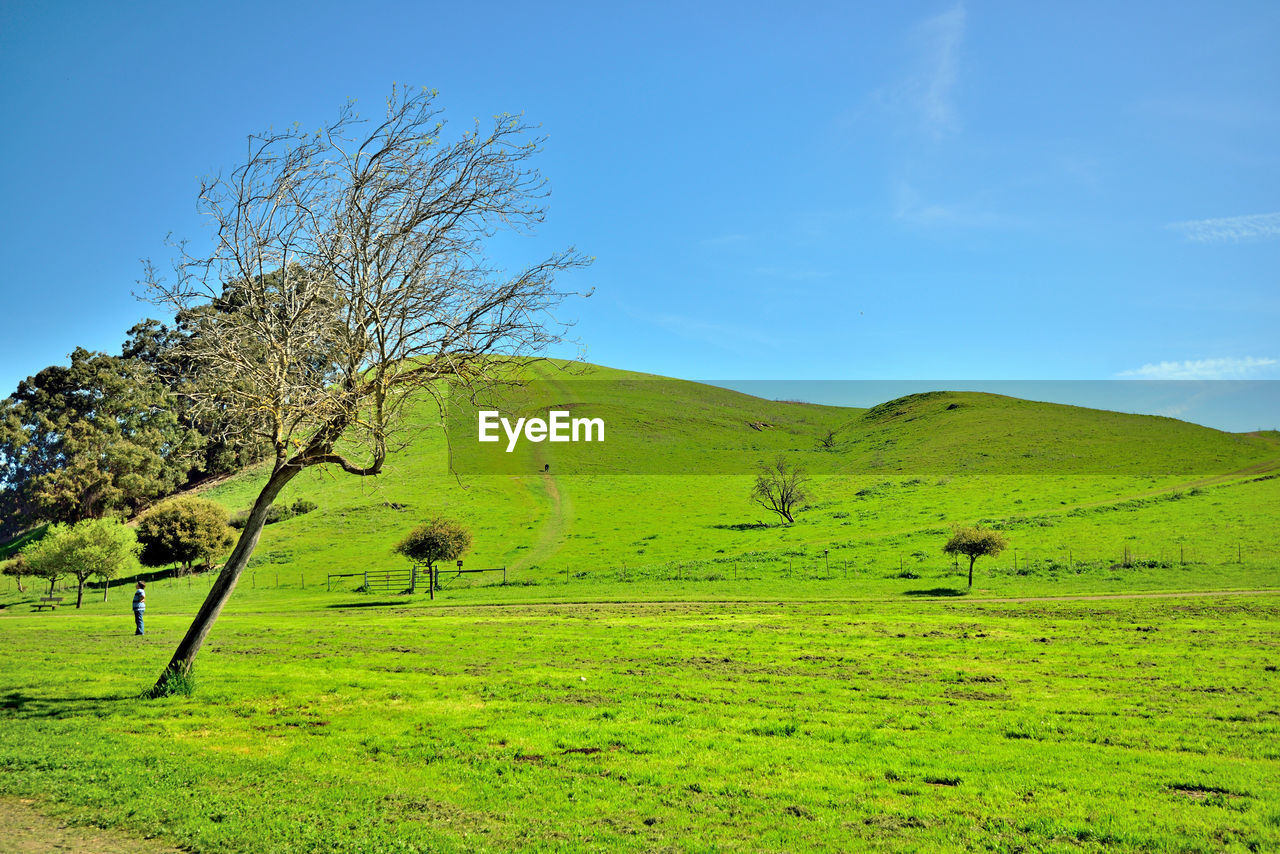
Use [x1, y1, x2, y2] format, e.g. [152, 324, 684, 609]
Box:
[134, 607, 145, 635]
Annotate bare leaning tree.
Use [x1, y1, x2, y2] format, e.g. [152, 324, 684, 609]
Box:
[142, 86, 589, 695]
[751, 456, 810, 524]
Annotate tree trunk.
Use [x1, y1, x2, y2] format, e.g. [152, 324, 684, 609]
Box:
[968, 556, 975, 588]
[76, 576, 85, 608]
[149, 465, 299, 695]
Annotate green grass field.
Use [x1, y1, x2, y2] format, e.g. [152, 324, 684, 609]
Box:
[2, 365, 1278, 851]
[2, 595, 1278, 852]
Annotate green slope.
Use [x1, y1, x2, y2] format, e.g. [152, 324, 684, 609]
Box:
[165, 361, 1279, 594]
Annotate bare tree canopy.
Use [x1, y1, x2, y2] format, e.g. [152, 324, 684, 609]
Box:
[142, 86, 590, 694]
[751, 456, 810, 524]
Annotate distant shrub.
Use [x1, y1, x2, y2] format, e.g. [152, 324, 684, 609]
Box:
[263, 504, 295, 525]
[230, 500, 312, 530]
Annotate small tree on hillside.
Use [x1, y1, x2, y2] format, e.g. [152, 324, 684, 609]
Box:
[395, 518, 473, 584]
[751, 456, 810, 524]
[23, 518, 141, 608]
[137, 497, 235, 575]
[2, 554, 33, 593]
[943, 525, 1009, 588]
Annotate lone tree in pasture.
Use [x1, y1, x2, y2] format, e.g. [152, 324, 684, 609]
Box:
[395, 518, 473, 580]
[136, 497, 234, 575]
[22, 518, 141, 608]
[943, 525, 1009, 588]
[751, 456, 810, 524]
[140, 86, 588, 695]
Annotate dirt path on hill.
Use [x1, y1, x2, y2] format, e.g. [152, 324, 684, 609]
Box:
[513, 464, 569, 572]
[509, 366, 576, 573]
[0, 798, 183, 854]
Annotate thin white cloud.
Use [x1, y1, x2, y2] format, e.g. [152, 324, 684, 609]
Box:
[916, 3, 962, 134]
[1119, 357, 1279, 380]
[909, 4, 967, 138]
[1168, 212, 1280, 243]
[871, 3, 966, 139]
[891, 179, 1009, 228]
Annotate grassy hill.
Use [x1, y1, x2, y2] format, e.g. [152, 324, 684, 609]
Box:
[3, 360, 1276, 601]
[159, 361, 1280, 599]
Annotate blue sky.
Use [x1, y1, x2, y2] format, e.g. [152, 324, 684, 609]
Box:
[1, 1, 1277, 424]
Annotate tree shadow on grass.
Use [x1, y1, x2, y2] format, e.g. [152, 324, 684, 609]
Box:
[325, 600, 413, 609]
[710, 522, 776, 531]
[903, 587, 969, 597]
[0, 690, 140, 720]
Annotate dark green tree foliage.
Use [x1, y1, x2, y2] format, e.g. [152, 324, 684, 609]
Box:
[0, 348, 202, 530]
[122, 319, 270, 479]
[394, 518, 473, 571]
[136, 497, 234, 574]
[22, 517, 141, 608]
[943, 525, 1010, 588]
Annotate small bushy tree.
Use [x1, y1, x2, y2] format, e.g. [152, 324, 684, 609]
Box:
[943, 525, 1009, 588]
[136, 497, 234, 574]
[750, 456, 810, 524]
[2, 554, 33, 593]
[23, 518, 141, 608]
[395, 518, 473, 577]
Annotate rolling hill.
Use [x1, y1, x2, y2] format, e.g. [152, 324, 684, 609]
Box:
[174, 361, 1280, 594]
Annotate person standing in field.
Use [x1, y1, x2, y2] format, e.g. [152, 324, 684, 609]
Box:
[132, 582, 146, 635]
